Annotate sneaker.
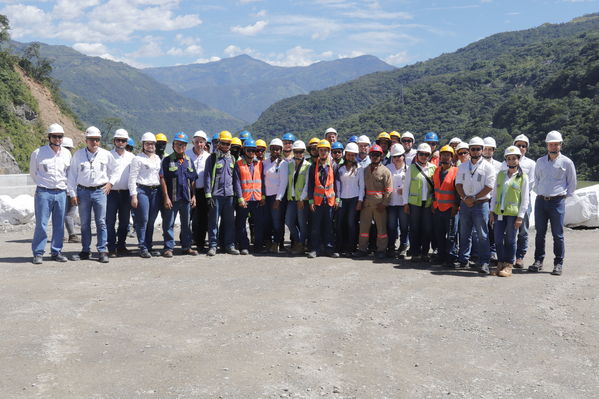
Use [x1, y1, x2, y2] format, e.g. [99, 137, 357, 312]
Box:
[327, 251, 340, 259]
[514, 258, 524, 269]
[307, 251, 317, 259]
[70, 251, 90, 261]
[498, 262, 513, 277]
[163, 250, 173, 258]
[98, 252, 109, 263]
[528, 260, 543, 273]
[207, 247, 217, 257]
[226, 247, 240, 255]
[454, 261, 468, 269]
[551, 264, 563, 276]
[140, 250, 151, 259]
[479, 263, 490, 275]
[108, 251, 118, 258]
[183, 248, 198, 256]
[67, 234, 81, 243]
[375, 251, 386, 260]
[32, 255, 43, 264]
[150, 250, 161, 257]
[116, 247, 130, 257]
[269, 243, 279, 254]
[51, 253, 68, 262]
[398, 248, 407, 259]
[240, 249, 249, 255]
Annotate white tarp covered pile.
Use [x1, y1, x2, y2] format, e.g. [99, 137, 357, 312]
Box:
[0, 194, 35, 225]
[564, 184, 599, 228]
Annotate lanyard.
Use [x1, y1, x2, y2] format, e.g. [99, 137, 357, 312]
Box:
[468, 160, 480, 177]
[85, 149, 99, 170]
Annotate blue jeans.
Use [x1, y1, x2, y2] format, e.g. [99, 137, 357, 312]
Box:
[310, 203, 334, 253]
[534, 196, 565, 264]
[336, 197, 359, 253]
[32, 187, 67, 256]
[235, 201, 265, 250]
[387, 205, 409, 252]
[135, 186, 161, 251]
[106, 189, 131, 251]
[516, 212, 530, 259]
[408, 203, 433, 257]
[433, 208, 457, 262]
[77, 187, 108, 253]
[208, 196, 235, 249]
[265, 195, 283, 245]
[286, 200, 308, 244]
[494, 215, 518, 263]
[458, 201, 490, 264]
[162, 199, 192, 250]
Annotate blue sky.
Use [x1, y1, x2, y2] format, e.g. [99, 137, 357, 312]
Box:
[1, 0, 597, 68]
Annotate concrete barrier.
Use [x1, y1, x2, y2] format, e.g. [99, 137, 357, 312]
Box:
[0, 174, 36, 198]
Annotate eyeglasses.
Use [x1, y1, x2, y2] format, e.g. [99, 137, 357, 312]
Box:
[417, 152, 430, 156]
[144, 142, 156, 145]
[173, 142, 187, 147]
[458, 151, 469, 156]
[332, 150, 343, 155]
[470, 147, 482, 151]
[293, 150, 304, 154]
[369, 153, 382, 157]
[87, 138, 101, 142]
[400, 139, 413, 143]
[515, 144, 528, 148]
[245, 149, 256, 153]
[426, 142, 438, 146]
[220, 142, 231, 146]
[49, 134, 63, 139]
[114, 138, 127, 143]
[256, 148, 265, 153]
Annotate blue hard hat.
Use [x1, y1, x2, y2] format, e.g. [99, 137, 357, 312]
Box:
[424, 131, 439, 142]
[332, 142, 344, 150]
[239, 130, 253, 142]
[348, 135, 358, 143]
[282, 132, 296, 142]
[243, 138, 257, 148]
[174, 132, 189, 143]
[127, 138, 135, 147]
[212, 133, 220, 141]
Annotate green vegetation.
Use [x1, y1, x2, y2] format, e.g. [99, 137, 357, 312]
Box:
[577, 181, 599, 189]
[249, 14, 599, 179]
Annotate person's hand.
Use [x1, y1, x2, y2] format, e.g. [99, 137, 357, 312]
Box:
[356, 201, 362, 211]
[403, 204, 410, 215]
[465, 196, 475, 207]
[514, 217, 523, 229]
[207, 198, 216, 209]
[130, 195, 138, 209]
[334, 201, 340, 210]
[164, 198, 173, 209]
[190, 196, 196, 208]
[297, 200, 304, 210]
[309, 204, 315, 212]
[102, 183, 112, 195]
[239, 198, 247, 208]
[489, 212, 495, 226]
[273, 200, 280, 209]
[71, 196, 79, 206]
[260, 198, 266, 206]
[451, 206, 458, 217]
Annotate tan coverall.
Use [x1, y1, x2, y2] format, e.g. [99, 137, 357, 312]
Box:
[358, 163, 393, 252]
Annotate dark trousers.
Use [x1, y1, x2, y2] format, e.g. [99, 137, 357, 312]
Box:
[432, 208, 457, 262]
[106, 189, 131, 252]
[335, 197, 358, 253]
[310, 203, 334, 253]
[408, 203, 433, 257]
[235, 201, 265, 250]
[534, 196, 566, 265]
[191, 188, 208, 250]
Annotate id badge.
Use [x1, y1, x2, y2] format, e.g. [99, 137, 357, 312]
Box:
[497, 215, 503, 221]
[90, 170, 96, 179]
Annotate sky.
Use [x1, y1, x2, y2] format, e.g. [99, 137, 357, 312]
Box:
[1, 0, 597, 69]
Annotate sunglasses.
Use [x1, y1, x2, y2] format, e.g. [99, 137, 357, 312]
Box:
[332, 150, 343, 154]
[370, 153, 382, 157]
[87, 138, 101, 142]
[458, 151, 469, 156]
[516, 144, 528, 148]
[401, 139, 413, 143]
[417, 152, 430, 156]
[293, 150, 304, 154]
[220, 142, 231, 146]
[49, 134, 64, 139]
[256, 148, 266, 152]
[470, 147, 482, 151]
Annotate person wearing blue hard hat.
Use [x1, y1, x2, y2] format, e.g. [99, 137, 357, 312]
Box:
[423, 131, 440, 166]
[348, 135, 358, 144]
[282, 132, 296, 160]
[159, 132, 198, 257]
[211, 133, 220, 153]
[239, 130, 253, 142]
[126, 138, 135, 152]
[331, 141, 344, 165]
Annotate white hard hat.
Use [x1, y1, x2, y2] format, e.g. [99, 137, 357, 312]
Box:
[357, 135, 371, 145]
[141, 132, 156, 142]
[345, 142, 359, 154]
[390, 143, 405, 157]
[401, 131, 415, 141]
[468, 136, 485, 147]
[193, 130, 208, 141]
[85, 126, 101, 138]
[416, 143, 432, 154]
[513, 134, 529, 145]
[325, 127, 337, 135]
[456, 142, 469, 151]
[270, 138, 283, 148]
[449, 137, 462, 145]
[545, 130, 563, 143]
[483, 137, 496, 148]
[292, 140, 306, 151]
[47, 123, 65, 134]
[504, 146, 521, 158]
[113, 128, 129, 140]
[61, 137, 74, 148]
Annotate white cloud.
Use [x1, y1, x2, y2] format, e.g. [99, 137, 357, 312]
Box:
[385, 51, 411, 66]
[72, 42, 110, 56]
[269, 14, 342, 40]
[253, 9, 267, 17]
[265, 46, 334, 67]
[52, 0, 101, 20]
[231, 20, 268, 36]
[167, 44, 203, 56]
[194, 56, 221, 64]
[128, 36, 163, 58]
[0, 4, 49, 38]
[342, 9, 413, 20]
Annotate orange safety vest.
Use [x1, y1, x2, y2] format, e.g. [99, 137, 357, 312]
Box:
[237, 158, 262, 201]
[313, 161, 336, 206]
[432, 166, 458, 211]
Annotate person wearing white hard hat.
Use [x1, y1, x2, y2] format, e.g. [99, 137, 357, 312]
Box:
[128, 132, 162, 258]
[186, 130, 211, 252]
[29, 123, 72, 264]
[356, 135, 371, 167]
[529, 130, 577, 276]
[334, 142, 364, 256]
[277, 140, 311, 255]
[106, 128, 135, 258]
[325, 127, 338, 144]
[500, 134, 536, 268]
[60, 137, 80, 244]
[402, 143, 436, 262]
[482, 137, 502, 173]
[386, 144, 409, 259]
[400, 131, 417, 165]
[455, 142, 470, 166]
[67, 126, 118, 263]
[448, 137, 462, 149]
[489, 146, 530, 277]
[454, 136, 496, 274]
[262, 138, 286, 253]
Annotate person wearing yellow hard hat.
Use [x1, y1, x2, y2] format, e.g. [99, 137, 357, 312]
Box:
[307, 137, 320, 164]
[255, 139, 267, 161]
[389, 131, 401, 145]
[305, 139, 339, 259]
[204, 130, 240, 256]
[230, 136, 242, 160]
[431, 145, 459, 267]
[376, 132, 392, 165]
[155, 133, 168, 159]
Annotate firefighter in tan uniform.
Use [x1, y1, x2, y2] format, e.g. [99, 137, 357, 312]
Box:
[355, 144, 393, 259]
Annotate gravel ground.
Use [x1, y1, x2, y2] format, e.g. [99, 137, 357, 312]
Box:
[0, 227, 597, 399]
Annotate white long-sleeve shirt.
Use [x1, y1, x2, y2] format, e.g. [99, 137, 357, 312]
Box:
[387, 162, 408, 206]
[263, 157, 286, 197]
[109, 149, 135, 190]
[128, 152, 162, 196]
[455, 158, 496, 200]
[185, 148, 210, 189]
[490, 171, 530, 218]
[335, 164, 364, 200]
[68, 147, 117, 197]
[29, 145, 71, 190]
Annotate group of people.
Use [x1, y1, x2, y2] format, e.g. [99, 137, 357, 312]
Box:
[30, 123, 577, 276]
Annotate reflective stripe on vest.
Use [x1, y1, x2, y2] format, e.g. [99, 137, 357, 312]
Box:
[237, 158, 262, 201]
[313, 162, 335, 206]
[493, 171, 524, 216]
[408, 163, 435, 207]
[432, 166, 458, 211]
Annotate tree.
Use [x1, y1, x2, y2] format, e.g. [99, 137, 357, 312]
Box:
[100, 117, 122, 147]
[18, 42, 53, 83]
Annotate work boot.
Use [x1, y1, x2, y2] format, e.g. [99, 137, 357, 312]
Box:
[70, 251, 90, 261]
[32, 255, 43, 265]
[98, 252, 109, 263]
[183, 248, 198, 256]
[375, 251, 386, 260]
[163, 249, 173, 258]
[514, 258, 524, 269]
[226, 247, 240, 255]
[528, 260, 543, 272]
[67, 234, 80, 243]
[290, 242, 304, 255]
[117, 247, 130, 257]
[140, 249, 151, 258]
[207, 247, 217, 257]
[498, 262, 513, 277]
[51, 253, 68, 263]
[240, 249, 249, 255]
[479, 263, 490, 275]
[269, 242, 279, 254]
[551, 264, 563, 276]
[307, 251, 317, 259]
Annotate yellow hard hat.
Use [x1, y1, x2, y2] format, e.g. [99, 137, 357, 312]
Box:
[439, 145, 455, 155]
[377, 132, 391, 142]
[219, 130, 232, 142]
[308, 137, 320, 146]
[231, 137, 242, 146]
[389, 131, 400, 139]
[317, 139, 331, 149]
[256, 139, 267, 148]
[156, 133, 168, 142]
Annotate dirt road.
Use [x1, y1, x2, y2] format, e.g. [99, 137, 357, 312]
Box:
[1, 228, 597, 398]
